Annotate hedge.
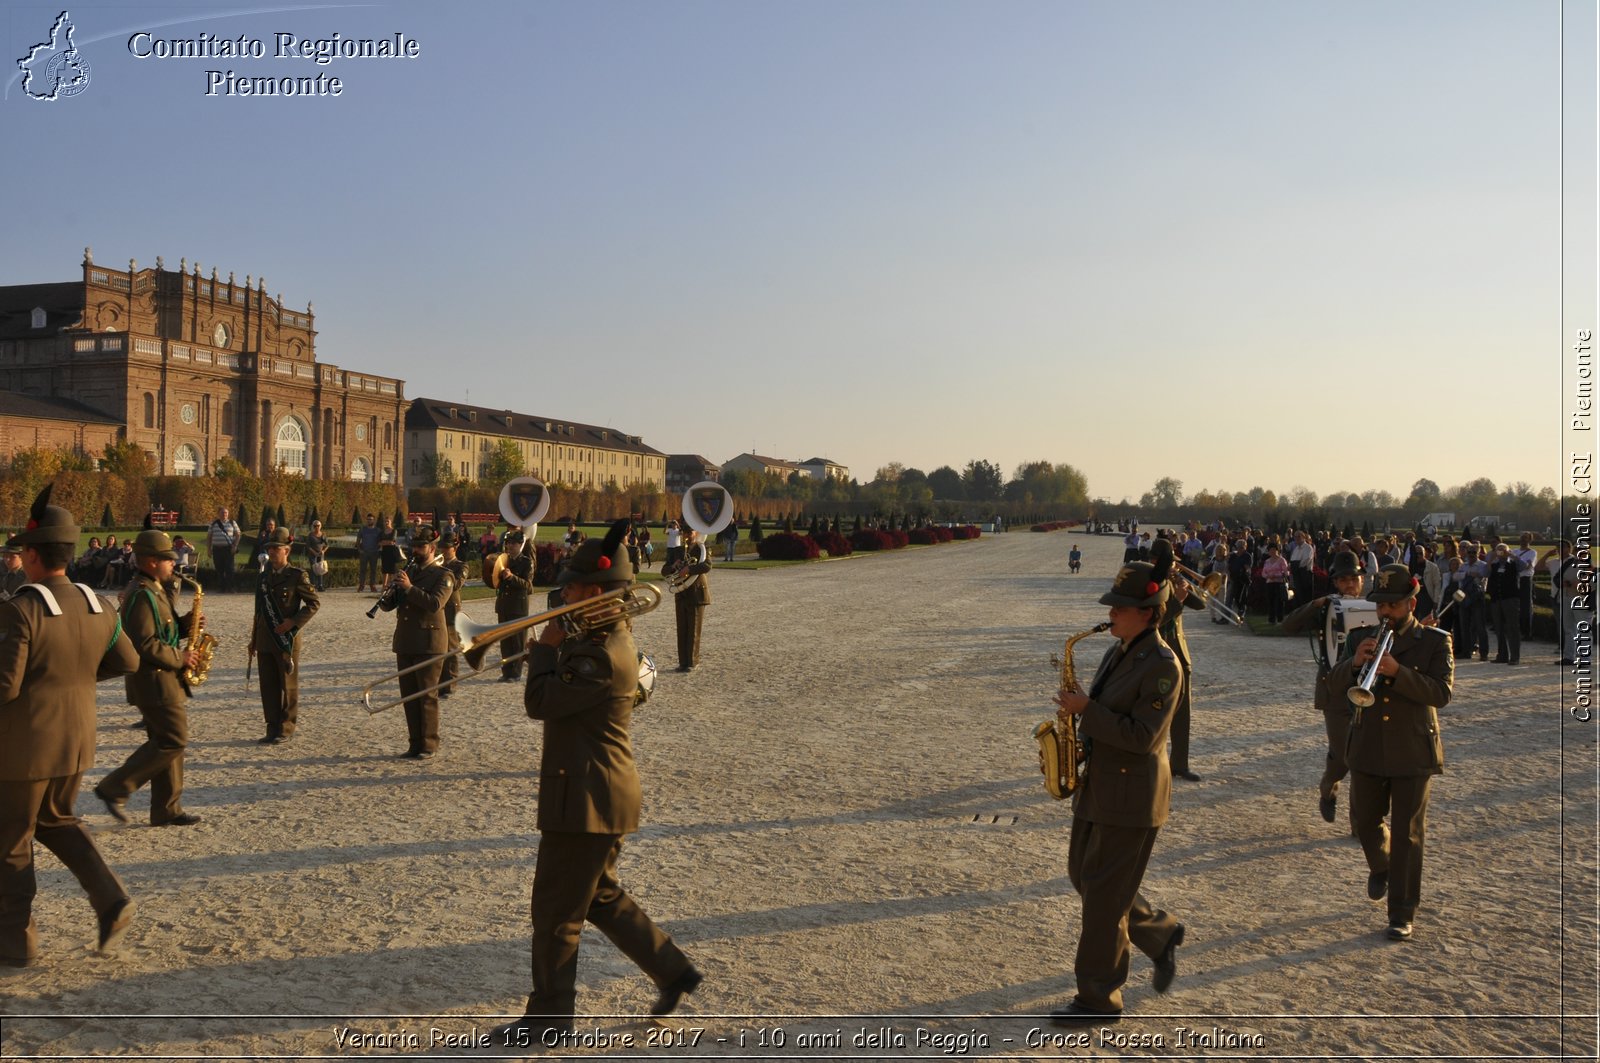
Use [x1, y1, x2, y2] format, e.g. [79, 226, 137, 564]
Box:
[756, 532, 820, 561]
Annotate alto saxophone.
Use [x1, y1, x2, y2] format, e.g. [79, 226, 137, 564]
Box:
[1034, 622, 1111, 800]
[177, 574, 218, 687]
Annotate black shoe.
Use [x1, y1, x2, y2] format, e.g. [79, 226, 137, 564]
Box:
[651, 966, 703, 1016]
[1386, 920, 1413, 940]
[402, 750, 435, 760]
[1174, 770, 1201, 782]
[94, 787, 130, 824]
[1319, 795, 1337, 823]
[96, 898, 135, 953]
[1048, 1000, 1120, 1026]
[154, 812, 202, 827]
[1493, 656, 1508, 663]
[1367, 871, 1388, 900]
[1152, 925, 1184, 994]
[489, 1015, 573, 1042]
[675, 665, 693, 673]
[257, 734, 280, 745]
[269, 734, 292, 745]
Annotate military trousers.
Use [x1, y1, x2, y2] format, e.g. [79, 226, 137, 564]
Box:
[499, 629, 527, 680]
[525, 832, 691, 1018]
[1066, 817, 1180, 1013]
[1167, 663, 1192, 774]
[395, 654, 443, 755]
[99, 701, 188, 823]
[0, 774, 128, 963]
[674, 595, 704, 669]
[258, 649, 300, 738]
[1350, 769, 1432, 924]
[1315, 677, 1353, 811]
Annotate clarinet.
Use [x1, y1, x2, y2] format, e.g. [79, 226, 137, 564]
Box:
[366, 558, 420, 619]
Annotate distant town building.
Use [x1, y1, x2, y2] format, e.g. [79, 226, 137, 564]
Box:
[798, 456, 850, 481]
[666, 454, 720, 494]
[0, 249, 405, 481]
[721, 451, 805, 480]
[0, 391, 123, 461]
[403, 398, 666, 492]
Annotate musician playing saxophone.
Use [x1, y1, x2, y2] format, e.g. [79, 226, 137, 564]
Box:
[248, 528, 319, 745]
[95, 530, 203, 827]
[388, 526, 454, 759]
[1327, 563, 1452, 942]
[1046, 558, 1186, 1026]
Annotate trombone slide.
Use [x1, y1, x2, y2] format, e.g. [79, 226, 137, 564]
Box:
[1173, 562, 1244, 626]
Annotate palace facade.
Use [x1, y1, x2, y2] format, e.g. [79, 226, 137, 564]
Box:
[0, 249, 405, 482]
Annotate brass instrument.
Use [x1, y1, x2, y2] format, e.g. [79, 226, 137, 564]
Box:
[487, 551, 509, 590]
[1034, 621, 1110, 799]
[177, 574, 217, 687]
[1347, 618, 1395, 718]
[361, 583, 663, 713]
[1173, 561, 1245, 626]
[663, 542, 707, 594]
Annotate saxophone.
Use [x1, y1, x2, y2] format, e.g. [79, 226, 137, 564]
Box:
[1034, 622, 1111, 800]
[177, 574, 218, 687]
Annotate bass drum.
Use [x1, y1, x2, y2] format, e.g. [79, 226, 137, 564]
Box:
[1324, 595, 1378, 667]
[634, 653, 657, 707]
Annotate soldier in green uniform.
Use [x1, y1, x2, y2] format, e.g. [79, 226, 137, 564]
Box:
[671, 529, 712, 672]
[0, 536, 26, 599]
[95, 530, 203, 827]
[248, 528, 319, 744]
[1150, 537, 1206, 782]
[1049, 557, 1186, 1025]
[0, 487, 140, 966]
[494, 520, 700, 1042]
[1328, 563, 1453, 941]
[436, 532, 469, 700]
[1280, 551, 1365, 826]
[387, 526, 453, 759]
[494, 531, 534, 682]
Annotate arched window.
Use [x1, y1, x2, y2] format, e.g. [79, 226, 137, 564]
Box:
[350, 457, 370, 482]
[142, 393, 155, 429]
[173, 443, 199, 477]
[383, 422, 393, 449]
[274, 416, 309, 476]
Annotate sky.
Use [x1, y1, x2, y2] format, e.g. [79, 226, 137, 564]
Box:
[2, 0, 1592, 506]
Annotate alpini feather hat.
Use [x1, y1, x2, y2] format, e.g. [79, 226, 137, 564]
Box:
[558, 519, 634, 586]
[12, 484, 79, 546]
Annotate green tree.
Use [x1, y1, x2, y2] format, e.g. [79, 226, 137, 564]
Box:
[1147, 476, 1184, 510]
[962, 459, 1004, 501]
[101, 441, 155, 479]
[421, 452, 458, 488]
[1404, 477, 1442, 509]
[928, 465, 964, 500]
[482, 439, 526, 485]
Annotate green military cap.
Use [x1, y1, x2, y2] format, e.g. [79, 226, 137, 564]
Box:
[411, 525, 438, 545]
[1, 534, 20, 556]
[437, 531, 458, 548]
[1366, 563, 1421, 603]
[1099, 560, 1169, 609]
[132, 529, 178, 560]
[266, 528, 293, 547]
[1327, 552, 1362, 579]
[558, 519, 633, 586]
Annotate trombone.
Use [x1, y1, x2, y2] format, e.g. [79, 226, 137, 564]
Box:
[360, 583, 662, 713]
[1172, 562, 1245, 626]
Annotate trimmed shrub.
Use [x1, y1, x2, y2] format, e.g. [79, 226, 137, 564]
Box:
[850, 528, 908, 552]
[952, 524, 982, 539]
[810, 530, 853, 557]
[756, 531, 819, 560]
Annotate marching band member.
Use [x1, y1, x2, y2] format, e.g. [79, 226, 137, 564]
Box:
[1, 536, 27, 599]
[1279, 552, 1364, 827]
[0, 487, 139, 966]
[1328, 564, 1453, 940]
[436, 532, 470, 699]
[96, 530, 202, 827]
[494, 531, 535, 683]
[495, 519, 701, 1040]
[1048, 556, 1185, 1025]
[672, 529, 712, 673]
[248, 528, 319, 745]
[1150, 537, 1204, 782]
[387, 526, 453, 759]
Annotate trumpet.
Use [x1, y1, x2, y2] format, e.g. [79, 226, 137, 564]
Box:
[1347, 618, 1395, 718]
[360, 583, 662, 713]
[1172, 562, 1245, 626]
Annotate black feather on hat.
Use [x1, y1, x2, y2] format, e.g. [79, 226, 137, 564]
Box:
[142, 512, 154, 530]
[557, 518, 635, 585]
[14, 483, 80, 547]
[27, 485, 51, 530]
[1149, 547, 1172, 586]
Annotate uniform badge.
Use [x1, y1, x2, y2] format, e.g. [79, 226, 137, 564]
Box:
[573, 656, 598, 677]
[1157, 677, 1173, 695]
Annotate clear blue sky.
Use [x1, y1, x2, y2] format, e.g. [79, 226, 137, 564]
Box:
[2, 1, 1581, 505]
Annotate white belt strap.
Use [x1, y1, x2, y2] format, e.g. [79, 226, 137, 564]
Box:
[72, 583, 105, 612]
[17, 584, 61, 615]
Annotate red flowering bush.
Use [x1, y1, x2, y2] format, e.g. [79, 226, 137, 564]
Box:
[1031, 521, 1072, 532]
[850, 529, 899, 551]
[908, 526, 956, 545]
[756, 532, 820, 561]
[810, 530, 853, 556]
[952, 525, 982, 540]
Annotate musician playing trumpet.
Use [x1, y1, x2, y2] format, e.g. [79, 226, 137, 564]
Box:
[387, 526, 454, 759]
[1327, 563, 1453, 941]
[1046, 557, 1186, 1026]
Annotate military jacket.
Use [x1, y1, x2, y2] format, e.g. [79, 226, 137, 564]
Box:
[0, 575, 139, 780]
[443, 558, 468, 616]
[1329, 614, 1452, 777]
[524, 620, 642, 835]
[680, 544, 712, 606]
[1073, 628, 1182, 829]
[252, 564, 320, 658]
[495, 553, 534, 619]
[1280, 594, 1344, 712]
[391, 558, 454, 656]
[1157, 587, 1204, 668]
[121, 571, 194, 707]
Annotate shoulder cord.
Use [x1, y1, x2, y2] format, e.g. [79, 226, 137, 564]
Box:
[137, 587, 181, 648]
